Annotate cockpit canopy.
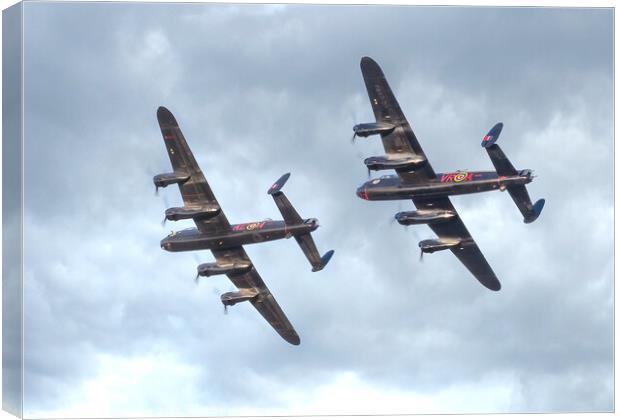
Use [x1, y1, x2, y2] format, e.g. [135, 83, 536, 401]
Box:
[368, 174, 398, 185]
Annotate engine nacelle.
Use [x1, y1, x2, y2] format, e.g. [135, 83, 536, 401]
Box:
[221, 288, 259, 307]
[365, 154, 426, 172]
[153, 172, 190, 190]
[419, 238, 462, 254]
[165, 205, 221, 222]
[197, 261, 253, 278]
[395, 210, 456, 226]
[353, 122, 396, 138]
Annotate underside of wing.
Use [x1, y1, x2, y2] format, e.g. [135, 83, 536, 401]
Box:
[450, 245, 501, 291]
[250, 293, 300, 345]
[211, 247, 300, 345]
[156, 107, 231, 234]
[359, 57, 436, 183]
[413, 197, 501, 291]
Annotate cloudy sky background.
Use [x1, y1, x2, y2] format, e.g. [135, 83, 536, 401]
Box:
[15, 3, 613, 417]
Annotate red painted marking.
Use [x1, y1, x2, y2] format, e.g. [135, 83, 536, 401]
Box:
[483, 135, 492, 142]
[271, 183, 279, 190]
[232, 221, 268, 232]
[441, 172, 474, 183]
[441, 173, 454, 183]
[164, 134, 174, 140]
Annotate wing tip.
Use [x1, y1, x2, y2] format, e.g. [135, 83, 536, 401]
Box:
[360, 56, 384, 77]
[361, 55, 375, 64]
[157, 106, 178, 126]
[285, 333, 301, 345]
[487, 281, 502, 292]
[475, 270, 501, 291]
[482, 273, 502, 291]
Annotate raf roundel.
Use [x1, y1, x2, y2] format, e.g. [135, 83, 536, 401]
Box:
[453, 172, 468, 182]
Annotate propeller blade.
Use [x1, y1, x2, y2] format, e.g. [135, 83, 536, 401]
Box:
[194, 272, 200, 284]
[392, 203, 406, 228]
[419, 249, 424, 262]
[159, 196, 170, 228]
[155, 186, 159, 196]
[349, 108, 359, 144]
[223, 304, 228, 315]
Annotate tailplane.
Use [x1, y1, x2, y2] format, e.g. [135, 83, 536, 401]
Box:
[268, 173, 334, 271]
[482, 123, 545, 223]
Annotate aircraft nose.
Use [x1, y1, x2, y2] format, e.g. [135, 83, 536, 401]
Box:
[356, 185, 368, 200]
[160, 238, 170, 250]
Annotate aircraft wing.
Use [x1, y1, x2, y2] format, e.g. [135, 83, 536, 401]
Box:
[211, 247, 301, 345]
[360, 56, 437, 184]
[412, 196, 501, 291]
[157, 106, 231, 235]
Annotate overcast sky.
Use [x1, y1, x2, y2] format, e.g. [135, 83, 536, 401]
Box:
[15, 2, 613, 417]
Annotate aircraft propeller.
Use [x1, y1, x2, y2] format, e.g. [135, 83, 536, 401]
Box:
[192, 253, 202, 284]
[390, 202, 405, 228]
[160, 195, 170, 227]
[349, 107, 360, 144]
[149, 165, 165, 196]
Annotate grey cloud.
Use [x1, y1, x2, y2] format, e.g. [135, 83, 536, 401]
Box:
[17, 2, 613, 416]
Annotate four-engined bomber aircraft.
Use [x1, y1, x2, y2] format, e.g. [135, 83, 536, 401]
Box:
[353, 57, 544, 291]
[154, 106, 334, 345]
